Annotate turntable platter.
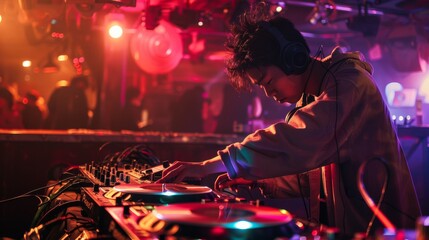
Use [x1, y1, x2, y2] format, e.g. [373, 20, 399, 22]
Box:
[137, 202, 299, 239]
[104, 183, 217, 204]
[113, 183, 213, 195]
[149, 202, 293, 227]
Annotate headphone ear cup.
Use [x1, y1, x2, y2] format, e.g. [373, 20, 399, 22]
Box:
[281, 42, 310, 75]
[259, 21, 309, 75]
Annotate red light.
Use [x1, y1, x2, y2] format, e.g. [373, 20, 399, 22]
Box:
[312, 229, 319, 236]
[51, 32, 65, 39]
[210, 226, 225, 235]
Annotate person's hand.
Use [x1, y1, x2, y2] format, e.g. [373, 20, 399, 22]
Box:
[156, 157, 226, 183]
[214, 173, 255, 192]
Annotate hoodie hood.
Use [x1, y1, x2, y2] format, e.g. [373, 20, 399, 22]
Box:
[329, 46, 374, 75]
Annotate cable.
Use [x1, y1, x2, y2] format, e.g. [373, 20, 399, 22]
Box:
[24, 215, 74, 240]
[319, 55, 362, 233]
[24, 214, 95, 240]
[36, 200, 85, 228]
[358, 157, 394, 236]
[31, 176, 91, 227]
[288, 45, 323, 223]
[117, 143, 161, 166]
[297, 174, 310, 220]
[97, 141, 113, 163]
[0, 176, 79, 204]
[0, 194, 49, 205]
[37, 176, 89, 208]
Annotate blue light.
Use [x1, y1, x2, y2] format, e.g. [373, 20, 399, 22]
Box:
[233, 221, 253, 230]
[161, 191, 176, 196]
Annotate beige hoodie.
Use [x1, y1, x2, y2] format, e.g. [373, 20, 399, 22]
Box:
[218, 47, 421, 235]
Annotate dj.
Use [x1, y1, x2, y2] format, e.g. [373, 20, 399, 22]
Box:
[157, 3, 421, 236]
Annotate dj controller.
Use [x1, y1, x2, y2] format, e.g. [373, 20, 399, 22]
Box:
[76, 161, 303, 239]
[24, 157, 308, 240]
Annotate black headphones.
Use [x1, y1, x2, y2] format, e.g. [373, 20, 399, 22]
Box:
[258, 21, 310, 75]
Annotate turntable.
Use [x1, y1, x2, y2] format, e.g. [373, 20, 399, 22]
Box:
[105, 202, 302, 239]
[104, 183, 218, 204]
[81, 183, 219, 233]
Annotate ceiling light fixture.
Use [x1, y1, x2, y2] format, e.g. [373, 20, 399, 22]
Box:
[308, 0, 336, 25]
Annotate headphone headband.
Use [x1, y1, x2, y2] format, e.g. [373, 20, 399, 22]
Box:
[258, 21, 310, 75]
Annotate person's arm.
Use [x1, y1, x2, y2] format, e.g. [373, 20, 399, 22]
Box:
[218, 73, 361, 180]
[257, 173, 309, 198]
[215, 172, 309, 199]
[156, 156, 227, 183]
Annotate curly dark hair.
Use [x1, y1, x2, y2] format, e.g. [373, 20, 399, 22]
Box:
[225, 3, 310, 91]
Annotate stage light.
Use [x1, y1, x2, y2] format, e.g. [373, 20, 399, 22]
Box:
[105, 13, 126, 39]
[22, 60, 32, 68]
[308, 0, 336, 25]
[57, 55, 68, 62]
[108, 24, 123, 39]
[49, 17, 66, 40]
[274, 1, 286, 14]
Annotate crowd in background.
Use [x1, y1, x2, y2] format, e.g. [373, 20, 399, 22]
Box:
[0, 74, 290, 133]
[0, 75, 89, 130]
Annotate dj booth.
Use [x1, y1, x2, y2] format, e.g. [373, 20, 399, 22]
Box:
[0, 129, 428, 239]
[0, 130, 243, 239]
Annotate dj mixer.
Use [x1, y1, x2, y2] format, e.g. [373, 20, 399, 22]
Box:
[73, 160, 304, 239]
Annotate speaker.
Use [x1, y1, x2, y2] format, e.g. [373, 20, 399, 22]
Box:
[258, 21, 310, 75]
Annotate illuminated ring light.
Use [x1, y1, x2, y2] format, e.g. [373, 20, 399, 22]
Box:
[130, 20, 183, 74]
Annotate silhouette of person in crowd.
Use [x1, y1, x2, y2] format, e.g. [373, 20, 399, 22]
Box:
[0, 86, 23, 129]
[171, 85, 205, 133]
[45, 75, 89, 129]
[215, 83, 260, 134]
[115, 87, 143, 131]
[21, 90, 44, 129]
